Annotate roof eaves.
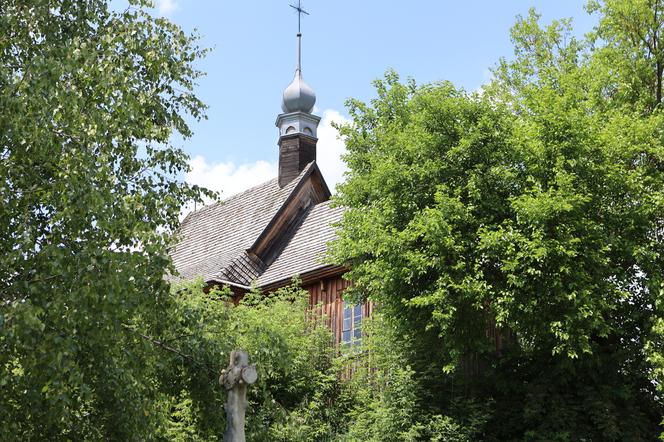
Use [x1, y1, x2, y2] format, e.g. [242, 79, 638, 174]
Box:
[258, 264, 347, 292]
[205, 278, 252, 291]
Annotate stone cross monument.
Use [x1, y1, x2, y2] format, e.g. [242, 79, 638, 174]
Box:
[219, 350, 258, 442]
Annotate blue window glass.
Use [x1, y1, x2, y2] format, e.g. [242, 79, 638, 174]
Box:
[354, 328, 362, 340]
[341, 300, 363, 348]
[354, 307, 362, 325]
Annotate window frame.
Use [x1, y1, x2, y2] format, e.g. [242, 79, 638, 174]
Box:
[341, 300, 362, 349]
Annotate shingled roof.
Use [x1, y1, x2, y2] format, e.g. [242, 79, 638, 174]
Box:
[170, 161, 343, 289]
[257, 200, 343, 287]
[170, 164, 315, 283]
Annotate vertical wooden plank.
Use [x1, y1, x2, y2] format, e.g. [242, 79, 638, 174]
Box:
[309, 283, 315, 316]
[315, 283, 321, 320]
[321, 295, 324, 321]
[335, 277, 342, 347]
[328, 278, 335, 344]
[324, 283, 329, 326]
[319, 283, 324, 322]
[309, 283, 314, 309]
[321, 279, 326, 325]
[329, 278, 335, 341]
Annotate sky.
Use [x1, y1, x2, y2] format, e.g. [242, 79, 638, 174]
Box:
[126, 1, 599, 199]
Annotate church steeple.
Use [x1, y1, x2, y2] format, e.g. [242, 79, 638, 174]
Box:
[276, 0, 321, 188]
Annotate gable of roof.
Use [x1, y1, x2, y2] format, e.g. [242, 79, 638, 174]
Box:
[170, 162, 337, 287]
[256, 200, 344, 288]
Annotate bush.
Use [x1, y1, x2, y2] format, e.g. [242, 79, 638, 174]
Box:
[147, 279, 354, 441]
[342, 312, 489, 442]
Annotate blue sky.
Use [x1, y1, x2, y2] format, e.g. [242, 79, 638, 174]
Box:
[136, 1, 598, 197]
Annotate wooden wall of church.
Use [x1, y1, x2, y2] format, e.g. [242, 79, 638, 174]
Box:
[303, 274, 508, 377]
[304, 274, 373, 346]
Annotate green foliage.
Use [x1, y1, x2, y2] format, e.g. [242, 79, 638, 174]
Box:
[3, 0, 663, 440]
[154, 280, 354, 441]
[586, 0, 664, 111]
[236, 282, 354, 441]
[342, 313, 488, 442]
[0, 0, 212, 439]
[648, 283, 664, 390]
[331, 1, 664, 439]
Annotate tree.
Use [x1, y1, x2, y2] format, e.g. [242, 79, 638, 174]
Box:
[331, 2, 664, 439]
[0, 1, 212, 438]
[587, 0, 664, 110]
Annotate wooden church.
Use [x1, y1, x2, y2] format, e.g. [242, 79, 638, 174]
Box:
[170, 21, 365, 348]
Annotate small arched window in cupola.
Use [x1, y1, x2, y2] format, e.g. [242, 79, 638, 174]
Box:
[286, 126, 296, 134]
[303, 127, 313, 135]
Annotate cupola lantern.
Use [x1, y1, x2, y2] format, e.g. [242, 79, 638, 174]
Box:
[276, 1, 321, 188]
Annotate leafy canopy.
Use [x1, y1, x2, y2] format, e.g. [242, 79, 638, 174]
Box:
[0, 0, 212, 438]
[331, 1, 664, 439]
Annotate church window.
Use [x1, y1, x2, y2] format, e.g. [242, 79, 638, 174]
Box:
[342, 301, 362, 348]
[286, 126, 296, 134]
[303, 126, 313, 135]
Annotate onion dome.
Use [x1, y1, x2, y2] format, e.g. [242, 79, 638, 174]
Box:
[281, 70, 316, 114]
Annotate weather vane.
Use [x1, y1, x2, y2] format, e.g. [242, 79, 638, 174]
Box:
[290, 0, 309, 35]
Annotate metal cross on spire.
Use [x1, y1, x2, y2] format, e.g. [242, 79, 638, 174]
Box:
[290, 0, 309, 35]
[289, 0, 310, 74]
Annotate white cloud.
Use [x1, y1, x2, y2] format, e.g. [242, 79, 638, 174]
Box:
[182, 108, 349, 217]
[180, 158, 276, 220]
[316, 109, 349, 193]
[155, 0, 178, 15]
[186, 157, 277, 201]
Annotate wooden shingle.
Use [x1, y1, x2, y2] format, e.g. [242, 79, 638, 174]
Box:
[170, 162, 343, 290]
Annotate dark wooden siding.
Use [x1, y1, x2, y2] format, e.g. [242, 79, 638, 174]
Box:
[304, 274, 373, 346]
[278, 134, 317, 188]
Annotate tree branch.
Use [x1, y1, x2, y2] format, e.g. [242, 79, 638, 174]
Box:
[121, 324, 218, 376]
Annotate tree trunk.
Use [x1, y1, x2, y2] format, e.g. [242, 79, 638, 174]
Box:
[657, 60, 662, 106]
